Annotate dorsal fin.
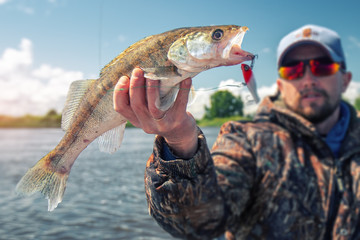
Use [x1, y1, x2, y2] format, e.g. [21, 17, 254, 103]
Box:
[61, 79, 96, 131]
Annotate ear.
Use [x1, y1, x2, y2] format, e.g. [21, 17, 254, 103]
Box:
[341, 71, 352, 93]
[276, 78, 283, 93]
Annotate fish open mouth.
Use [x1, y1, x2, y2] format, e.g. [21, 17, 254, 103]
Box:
[222, 26, 254, 62]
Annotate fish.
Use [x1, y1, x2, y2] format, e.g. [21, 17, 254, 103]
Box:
[241, 63, 260, 103]
[15, 25, 254, 211]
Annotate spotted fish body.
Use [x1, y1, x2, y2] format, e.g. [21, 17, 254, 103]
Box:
[16, 25, 254, 211]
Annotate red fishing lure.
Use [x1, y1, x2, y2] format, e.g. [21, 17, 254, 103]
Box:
[241, 64, 260, 103]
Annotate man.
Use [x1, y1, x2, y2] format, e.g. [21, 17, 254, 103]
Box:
[113, 25, 360, 239]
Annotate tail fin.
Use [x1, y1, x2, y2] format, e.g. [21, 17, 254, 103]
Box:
[15, 156, 69, 211]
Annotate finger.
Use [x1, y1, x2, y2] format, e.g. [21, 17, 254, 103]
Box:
[113, 76, 140, 125]
[114, 76, 130, 108]
[129, 68, 151, 120]
[146, 79, 164, 119]
[172, 78, 192, 113]
[129, 68, 146, 104]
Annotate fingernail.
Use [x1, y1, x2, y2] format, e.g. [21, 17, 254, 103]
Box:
[119, 76, 129, 85]
[132, 67, 143, 78]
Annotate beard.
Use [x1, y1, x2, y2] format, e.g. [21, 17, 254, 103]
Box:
[284, 88, 340, 124]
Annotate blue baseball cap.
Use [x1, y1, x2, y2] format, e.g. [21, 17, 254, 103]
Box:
[277, 24, 346, 69]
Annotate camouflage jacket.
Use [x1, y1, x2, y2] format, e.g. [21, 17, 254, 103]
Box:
[144, 95, 360, 240]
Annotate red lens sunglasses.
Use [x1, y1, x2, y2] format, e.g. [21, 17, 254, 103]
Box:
[278, 58, 344, 81]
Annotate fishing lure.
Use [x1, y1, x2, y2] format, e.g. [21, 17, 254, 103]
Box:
[241, 62, 260, 104]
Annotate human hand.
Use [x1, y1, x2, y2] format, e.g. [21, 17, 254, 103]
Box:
[113, 68, 198, 159]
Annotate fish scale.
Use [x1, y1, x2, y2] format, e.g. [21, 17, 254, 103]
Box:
[16, 25, 254, 211]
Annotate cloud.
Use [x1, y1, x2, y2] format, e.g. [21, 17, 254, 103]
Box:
[0, 0, 9, 5]
[16, 4, 34, 14]
[261, 47, 271, 53]
[118, 35, 126, 43]
[349, 36, 360, 48]
[0, 39, 84, 116]
[343, 81, 360, 103]
[0, 39, 32, 76]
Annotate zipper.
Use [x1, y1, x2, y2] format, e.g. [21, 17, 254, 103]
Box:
[335, 162, 344, 193]
[324, 148, 360, 239]
[324, 159, 344, 240]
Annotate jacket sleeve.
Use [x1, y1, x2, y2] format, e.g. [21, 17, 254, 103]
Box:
[144, 123, 257, 239]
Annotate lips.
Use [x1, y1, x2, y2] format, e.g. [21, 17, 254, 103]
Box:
[230, 44, 254, 59]
[302, 92, 323, 98]
[300, 89, 326, 101]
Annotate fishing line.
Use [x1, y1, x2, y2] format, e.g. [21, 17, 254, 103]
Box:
[111, 84, 258, 107]
[112, 83, 247, 92]
[98, 0, 104, 69]
[112, 83, 257, 107]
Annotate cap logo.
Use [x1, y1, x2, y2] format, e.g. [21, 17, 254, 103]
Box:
[302, 28, 312, 38]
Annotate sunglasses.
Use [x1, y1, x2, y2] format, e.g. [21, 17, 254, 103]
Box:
[278, 57, 343, 81]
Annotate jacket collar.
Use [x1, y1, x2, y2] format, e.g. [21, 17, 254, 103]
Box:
[254, 94, 360, 159]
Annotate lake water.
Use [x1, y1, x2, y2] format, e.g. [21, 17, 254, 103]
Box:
[0, 127, 220, 240]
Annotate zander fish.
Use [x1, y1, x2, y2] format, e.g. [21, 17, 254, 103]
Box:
[16, 25, 254, 211]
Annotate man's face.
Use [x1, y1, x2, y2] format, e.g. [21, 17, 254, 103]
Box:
[276, 44, 351, 123]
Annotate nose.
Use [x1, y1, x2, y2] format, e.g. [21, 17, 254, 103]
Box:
[302, 66, 318, 87]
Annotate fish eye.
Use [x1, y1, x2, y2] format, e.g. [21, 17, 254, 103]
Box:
[212, 29, 224, 41]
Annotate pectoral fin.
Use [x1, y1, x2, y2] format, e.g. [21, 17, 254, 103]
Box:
[187, 85, 196, 106]
[142, 66, 181, 80]
[98, 122, 126, 154]
[154, 84, 196, 111]
[155, 84, 179, 111]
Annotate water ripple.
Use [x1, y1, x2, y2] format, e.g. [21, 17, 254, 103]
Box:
[0, 127, 219, 239]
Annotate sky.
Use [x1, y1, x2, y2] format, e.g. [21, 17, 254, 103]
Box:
[1, 0, 360, 118]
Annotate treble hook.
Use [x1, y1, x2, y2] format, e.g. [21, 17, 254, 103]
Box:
[249, 54, 258, 70]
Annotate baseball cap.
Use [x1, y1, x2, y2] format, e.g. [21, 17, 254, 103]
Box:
[277, 24, 346, 69]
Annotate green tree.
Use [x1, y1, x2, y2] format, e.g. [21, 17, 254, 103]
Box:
[355, 97, 360, 111]
[204, 90, 243, 119]
[46, 109, 58, 116]
[41, 109, 62, 126]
